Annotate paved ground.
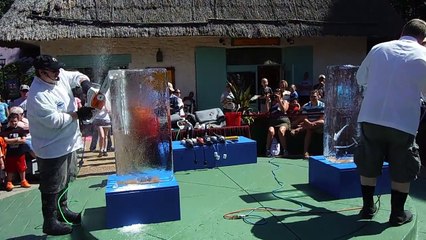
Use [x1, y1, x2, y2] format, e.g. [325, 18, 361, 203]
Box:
[76, 150, 116, 178]
[0, 137, 425, 239]
[1, 157, 424, 240]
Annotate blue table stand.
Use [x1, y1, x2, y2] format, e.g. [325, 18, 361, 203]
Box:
[309, 155, 391, 199]
[172, 136, 257, 172]
[105, 169, 181, 228]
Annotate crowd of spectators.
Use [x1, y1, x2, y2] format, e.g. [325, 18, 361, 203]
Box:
[176, 74, 327, 158]
[0, 74, 327, 190]
[260, 75, 326, 158]
[0, 81, 115, 191]
[0, 84, 33, 191]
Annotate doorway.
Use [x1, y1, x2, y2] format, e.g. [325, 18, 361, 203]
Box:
[257, 65, 282, 91]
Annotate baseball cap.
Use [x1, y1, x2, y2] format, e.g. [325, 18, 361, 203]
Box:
[10, 106, 24, 114]
[20, 84, 30, 91]
[33, 55, 65, 70]
[318, 74, 326, 79]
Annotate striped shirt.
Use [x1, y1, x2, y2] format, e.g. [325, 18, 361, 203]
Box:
[302, 101, 325, 122]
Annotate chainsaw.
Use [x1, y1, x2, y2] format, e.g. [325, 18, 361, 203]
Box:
[85, 74, 113, 110]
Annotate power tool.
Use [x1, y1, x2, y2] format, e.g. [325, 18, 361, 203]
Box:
[85, 75, 113, 110]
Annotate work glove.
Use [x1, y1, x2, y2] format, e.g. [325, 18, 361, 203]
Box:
[76, 107, 94, 121]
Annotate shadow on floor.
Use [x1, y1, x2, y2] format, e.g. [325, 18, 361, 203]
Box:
[88, 179, 108, 189]
[6, 235, 47, 240]
[251, 212, 388, 240]
[239, 185, 331, 204]
[78, 172, 116, 179]
[409, 174, 426, 201]
[83, 207, 108, 232]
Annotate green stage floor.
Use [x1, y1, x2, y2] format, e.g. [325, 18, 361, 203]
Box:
[1, 157, 425, 240]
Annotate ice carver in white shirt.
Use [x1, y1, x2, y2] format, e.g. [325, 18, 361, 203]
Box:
[27, 55, 94, 235]
[355, 19, 426, 226]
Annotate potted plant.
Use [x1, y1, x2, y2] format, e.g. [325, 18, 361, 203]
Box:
[227, 78, 255, 125]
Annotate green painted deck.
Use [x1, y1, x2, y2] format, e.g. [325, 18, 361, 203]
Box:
[1, 157, 425, 240]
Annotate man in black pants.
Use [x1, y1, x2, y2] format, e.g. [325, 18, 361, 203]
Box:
[355, 19, 426, 226]
[27, 55, 94, 235]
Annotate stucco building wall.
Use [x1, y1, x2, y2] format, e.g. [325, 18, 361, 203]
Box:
[40, 36, 367, 96]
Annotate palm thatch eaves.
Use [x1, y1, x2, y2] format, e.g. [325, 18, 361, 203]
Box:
[0, 0, 403, 42]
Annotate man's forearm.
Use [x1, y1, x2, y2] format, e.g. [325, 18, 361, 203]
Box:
[312, 119, 325, 126]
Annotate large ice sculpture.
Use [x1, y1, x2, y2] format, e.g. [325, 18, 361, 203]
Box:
[323, 65, 363, 162]
[107, 69, 173, 184]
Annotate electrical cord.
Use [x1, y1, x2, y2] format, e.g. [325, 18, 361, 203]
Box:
[202, 144, 207, 166]
[223, 198, 381, 223]
[222, 156, 382, 228]
[57, 135, 88, 225]
[221, 156, 304, 225]
[175, 129, 180, 141]
[35, 144, 88, 230]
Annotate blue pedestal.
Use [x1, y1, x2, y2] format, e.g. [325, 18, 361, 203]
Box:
[171, 143, 216, 171]
[309, 156, 391, 199]
[172, 136, 257, 172]
[105, 170, 180, 228]
[214, 136, 257, 167]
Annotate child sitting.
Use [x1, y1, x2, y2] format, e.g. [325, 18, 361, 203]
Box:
[288, 98, 301, 115]
[3, 113, 31, 191]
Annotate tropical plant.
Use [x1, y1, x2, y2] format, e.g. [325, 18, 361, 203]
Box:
[0, 59, 34, 99]
[227, 77, 255, 125]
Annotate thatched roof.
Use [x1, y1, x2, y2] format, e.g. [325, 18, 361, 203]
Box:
[0, 0, 403, 42]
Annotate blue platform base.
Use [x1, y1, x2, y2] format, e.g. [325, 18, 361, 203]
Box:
[309, 156, 391, 199]
[105, 170, 180, 228]
[172, 143, 216, 171]
[172, 136, 257, 172]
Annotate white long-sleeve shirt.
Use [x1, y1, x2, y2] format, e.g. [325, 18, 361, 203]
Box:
[357, 36, 426, 136]
[27, 69, 89, 158]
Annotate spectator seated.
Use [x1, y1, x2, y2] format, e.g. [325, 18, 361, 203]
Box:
[249, 112, 324, 157]
[289, 90, 325, 159]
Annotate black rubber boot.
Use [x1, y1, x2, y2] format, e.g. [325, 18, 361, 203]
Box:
[389, 189, 413, 226]
[41, 193, 73, 235]
[359, 185, 377, 219]
[58, 189, 81, 225]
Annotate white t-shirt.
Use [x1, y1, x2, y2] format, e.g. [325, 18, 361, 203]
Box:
[177, 98, 185, 116]
[93, 92, 111, 123]
[357, 36, 426, 135]
[27, 69, 89, 158]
